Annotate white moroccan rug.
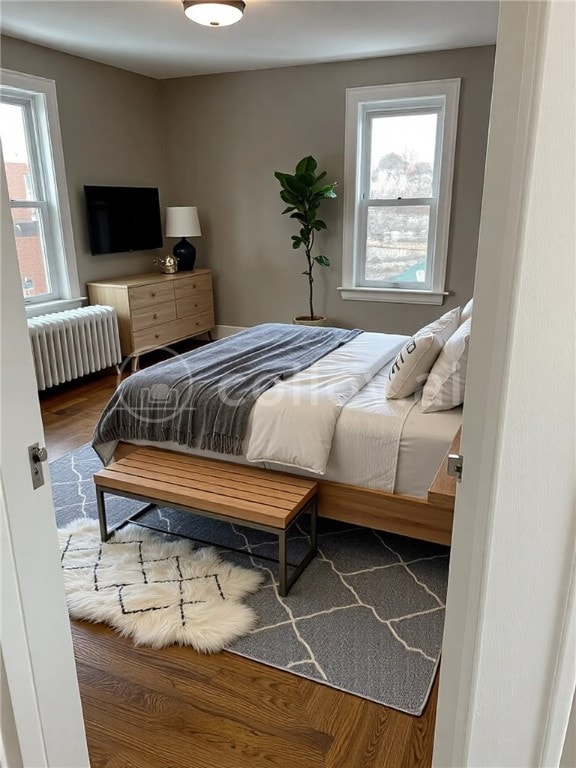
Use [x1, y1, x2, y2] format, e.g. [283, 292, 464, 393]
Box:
[58, 518, 263, 652]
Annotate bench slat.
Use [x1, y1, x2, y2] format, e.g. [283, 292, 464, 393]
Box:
[105, 460, 298, 511]
[119, 452, 305, 501]
[132, 447, 314, 491]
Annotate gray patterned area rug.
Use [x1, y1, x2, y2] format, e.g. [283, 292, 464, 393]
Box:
[51, 444, 450, 716]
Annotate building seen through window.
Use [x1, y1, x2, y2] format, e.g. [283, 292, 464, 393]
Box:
[365, 111, 438, 284]
[1, 71, 78, 309]
[1, 101, 51, 299]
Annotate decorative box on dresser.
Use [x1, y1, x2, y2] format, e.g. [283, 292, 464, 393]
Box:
[87, 270, 214, 370]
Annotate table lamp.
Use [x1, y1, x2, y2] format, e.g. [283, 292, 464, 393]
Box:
[165, 206, 201, 271]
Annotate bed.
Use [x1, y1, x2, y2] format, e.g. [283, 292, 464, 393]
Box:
[93, 322, 466, 545]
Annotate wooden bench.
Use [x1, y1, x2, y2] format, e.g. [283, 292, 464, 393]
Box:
[93, 447, 318, 596]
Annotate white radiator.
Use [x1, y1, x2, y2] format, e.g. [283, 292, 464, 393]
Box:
[27, 305, 122, 390]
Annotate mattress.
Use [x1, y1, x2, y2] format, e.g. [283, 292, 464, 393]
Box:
[320, 361, 462, 497]
[392, 401, 462, 496]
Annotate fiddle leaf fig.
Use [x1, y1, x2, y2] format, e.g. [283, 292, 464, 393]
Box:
[283, 175, 307, 197]
[295, 156, 318, 174]
[280, 190, 297, 205]
[297, 171, 316, 188]
[274, 155, 337, 320]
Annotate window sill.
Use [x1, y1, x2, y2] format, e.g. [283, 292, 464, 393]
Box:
[25, 298, 87, 318]
[338, 287, 448, 305]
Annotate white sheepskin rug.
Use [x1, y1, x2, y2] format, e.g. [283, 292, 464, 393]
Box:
[58, 518, 263, 653]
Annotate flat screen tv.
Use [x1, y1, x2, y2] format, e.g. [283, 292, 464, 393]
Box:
[84, 185, 163, 255]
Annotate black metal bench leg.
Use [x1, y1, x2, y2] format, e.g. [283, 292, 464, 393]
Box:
[310, 496, 318, 555]
[96, 487, 110, 542]
[278, 530, 288, 597]
[96, 486, 158, 543]
[277, 496, 318, 598]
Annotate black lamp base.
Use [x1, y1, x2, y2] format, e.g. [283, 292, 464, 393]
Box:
[172, 238, 196, 271]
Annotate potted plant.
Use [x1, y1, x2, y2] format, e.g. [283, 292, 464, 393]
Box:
[274, 156, 337, 325]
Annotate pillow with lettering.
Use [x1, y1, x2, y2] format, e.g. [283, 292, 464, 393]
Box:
[387, 332, 444, 400]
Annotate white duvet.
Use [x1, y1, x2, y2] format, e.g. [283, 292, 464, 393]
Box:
[245, 332, 408, 475]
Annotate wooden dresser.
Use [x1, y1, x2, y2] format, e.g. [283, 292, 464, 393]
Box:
[87, 270, 214, 370]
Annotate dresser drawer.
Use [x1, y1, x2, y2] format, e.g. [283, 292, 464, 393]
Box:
[188, 310, 215, 335]
[131, 301, 177, 332]
[176, 291, 213, 319]
[129, 281, 175, 310]
[174, 273, 212, 299]
[132, 312, 214, 351]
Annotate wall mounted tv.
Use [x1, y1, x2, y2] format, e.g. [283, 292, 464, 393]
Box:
[84, 185, 163, 255]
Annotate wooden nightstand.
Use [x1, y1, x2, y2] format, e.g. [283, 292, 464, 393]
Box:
[87, 269, 214, 370]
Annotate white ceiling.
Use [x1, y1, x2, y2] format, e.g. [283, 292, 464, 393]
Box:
[0, 0, 499, 80]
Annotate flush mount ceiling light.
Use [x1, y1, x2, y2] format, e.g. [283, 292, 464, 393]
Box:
[183, 0, 246, 27]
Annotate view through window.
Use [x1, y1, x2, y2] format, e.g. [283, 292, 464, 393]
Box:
[365, 111, 438, 285]
[0, 99, 54, 300]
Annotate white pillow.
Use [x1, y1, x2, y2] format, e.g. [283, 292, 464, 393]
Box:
[417, 306, 461, 344]
[461, 298, 473, 324]
[421, 318, 472, 413]
[387, 332, 444, 400]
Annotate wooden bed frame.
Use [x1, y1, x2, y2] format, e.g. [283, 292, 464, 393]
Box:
[113, 429, 460, 547]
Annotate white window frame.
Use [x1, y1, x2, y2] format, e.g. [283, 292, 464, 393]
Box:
[0, 69, 80, 315]
[340, 79, 460, 305]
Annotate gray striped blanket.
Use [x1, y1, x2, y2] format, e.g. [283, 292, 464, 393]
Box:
[92, 323, 362, 459]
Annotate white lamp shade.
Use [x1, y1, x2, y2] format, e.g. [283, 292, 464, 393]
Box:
[165, 206, 202, 238]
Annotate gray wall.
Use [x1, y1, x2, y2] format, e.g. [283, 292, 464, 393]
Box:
[162, 46, 494, 333]
[1, 37, 493, 332]
[1, 36, 168, 289]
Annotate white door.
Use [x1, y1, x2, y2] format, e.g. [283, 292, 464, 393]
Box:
[0, 161, 89, 765]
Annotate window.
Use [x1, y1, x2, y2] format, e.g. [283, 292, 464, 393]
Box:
[341, 79, 460, 304]
[0, 70, 79, 310]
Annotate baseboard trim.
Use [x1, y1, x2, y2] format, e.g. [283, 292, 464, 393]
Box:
[211, 325, 246, 339]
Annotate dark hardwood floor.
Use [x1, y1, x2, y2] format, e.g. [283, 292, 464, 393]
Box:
[41, 364, 438, 768]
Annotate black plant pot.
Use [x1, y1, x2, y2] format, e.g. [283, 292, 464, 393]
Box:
[172, 238, 196, 271]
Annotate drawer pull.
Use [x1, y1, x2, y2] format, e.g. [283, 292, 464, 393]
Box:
[155, 333, 160, 339]
[153, 313, 158, 319]
[193, 283, 197, 289]
[195, 321, 200, 326]
[151, 291, 157, 297]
